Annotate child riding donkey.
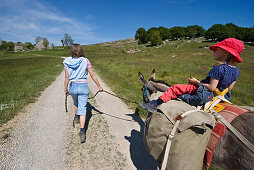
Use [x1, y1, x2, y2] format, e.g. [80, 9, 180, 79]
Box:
[140, 38, 244, 112]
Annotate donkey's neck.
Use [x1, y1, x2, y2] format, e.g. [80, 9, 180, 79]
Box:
[150, 81, 169, 92]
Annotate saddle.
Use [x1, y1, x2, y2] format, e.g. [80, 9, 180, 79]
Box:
[203, 88, 248, 169]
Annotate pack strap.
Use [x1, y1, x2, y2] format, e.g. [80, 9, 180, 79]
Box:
[204, 88, 231, 112]
[161, 109, 201, 170]
[211, 110, 254, 154]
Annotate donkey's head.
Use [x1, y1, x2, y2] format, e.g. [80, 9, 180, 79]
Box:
[138, 69, 170, 103]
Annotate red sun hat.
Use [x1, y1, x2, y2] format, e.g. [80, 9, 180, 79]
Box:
[209, 38, 244, 63]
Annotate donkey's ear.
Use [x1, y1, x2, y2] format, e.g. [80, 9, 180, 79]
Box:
[138, 72, 146, 84]
[150, 69, 156, 80]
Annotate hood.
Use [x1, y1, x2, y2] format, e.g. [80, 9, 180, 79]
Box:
[63, 57, 84, 69]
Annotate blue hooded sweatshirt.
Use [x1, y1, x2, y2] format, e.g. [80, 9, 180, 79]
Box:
[63, 57, 88, 82]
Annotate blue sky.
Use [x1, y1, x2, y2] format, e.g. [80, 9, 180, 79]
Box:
[0, 0, 253, 45]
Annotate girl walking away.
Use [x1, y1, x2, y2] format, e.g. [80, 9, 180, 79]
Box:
[140, 38, 244, 113]
[64, 44, 104, 143]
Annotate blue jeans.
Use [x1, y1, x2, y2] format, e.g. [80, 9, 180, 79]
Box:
[69, 83, 89, 115]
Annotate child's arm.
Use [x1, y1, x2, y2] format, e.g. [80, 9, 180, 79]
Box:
[228, 81, 236, 91]
[87, 67, 104, 92]
[201, 78, 219, 91]
[188, 77, 218, 91]
[64, 67, 69, 95]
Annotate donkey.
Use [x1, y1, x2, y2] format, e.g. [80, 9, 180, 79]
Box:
[139, 69, 254, 170]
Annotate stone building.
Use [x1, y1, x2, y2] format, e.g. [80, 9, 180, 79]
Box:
[35, 39, 52, 50]
[14, 43, 23, 52]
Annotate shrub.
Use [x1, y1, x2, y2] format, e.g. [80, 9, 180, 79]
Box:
[135, 28, 149, 44]
[169, 26, 186, 40]
[205, 24, 231, 41]
[149, 30, 162, 46]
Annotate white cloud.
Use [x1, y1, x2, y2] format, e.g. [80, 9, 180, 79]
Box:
[84, 15, 96, 20]
[0, 0, 106, 45]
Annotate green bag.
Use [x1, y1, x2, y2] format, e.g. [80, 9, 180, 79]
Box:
[144, 95, 216, 170]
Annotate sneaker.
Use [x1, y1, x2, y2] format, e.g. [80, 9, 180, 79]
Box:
[139, 100, 158, 113]
[79, 131, 86, 143]
[74, 115, 80, 124]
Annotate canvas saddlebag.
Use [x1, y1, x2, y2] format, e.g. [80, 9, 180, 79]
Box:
[144, 93, 216, 170]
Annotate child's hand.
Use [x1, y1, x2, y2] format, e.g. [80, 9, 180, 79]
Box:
[99, 86, 104, 92]
[188, 77, 200, 85]
[65, 90, 69, 96]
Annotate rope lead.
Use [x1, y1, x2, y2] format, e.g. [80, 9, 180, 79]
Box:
[89, 90, 139, 104]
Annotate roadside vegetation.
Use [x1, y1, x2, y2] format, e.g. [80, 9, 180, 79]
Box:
[0, 49, 70, 126]
[0, 32, 74, 126]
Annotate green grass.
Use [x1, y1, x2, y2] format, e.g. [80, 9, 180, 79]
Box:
[85, 38, 254, 113]
[2, 133, 10, 140]
[0, 49, 67, 126]
[0, 48, 70, 60]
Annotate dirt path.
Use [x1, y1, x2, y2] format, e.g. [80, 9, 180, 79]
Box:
[0, 70, 158, 169]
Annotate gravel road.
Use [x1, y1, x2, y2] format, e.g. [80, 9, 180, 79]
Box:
[0, 70, 158, 169]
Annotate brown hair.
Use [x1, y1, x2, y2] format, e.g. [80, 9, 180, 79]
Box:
[71, 44, 85, 58]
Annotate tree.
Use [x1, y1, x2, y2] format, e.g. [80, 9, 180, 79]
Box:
[205, 24, 230, 41]
[135, 28, 148, 44]
[224, 23, 239, 38]
[61, 39, 64, 47]
[51, 43, 55, 50]
[7, 42, 15, 51]
[24, 42, 34, 50]
[195, 25, 206, 37]
[62, 33, 74, 48]
[149, 30, 162, 46]
[135, 28, 145, 39]
[43, 38, 49, 50]
[158, 26, 172, 40]
[0, 41, 8, 50]
[35, 36, 43, 44]
[185, 25, 205, 39]
[243, 28, 254, 42]
[169, 26, 186, 40]
[147, 27, 159, 40]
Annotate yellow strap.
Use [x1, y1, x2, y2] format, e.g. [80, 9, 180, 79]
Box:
[213, 88, 228, 96]
[204, 88, 229, 112]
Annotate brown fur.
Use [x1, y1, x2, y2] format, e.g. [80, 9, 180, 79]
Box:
[139, 70, 254, 170]
[212, 112, 254, 170]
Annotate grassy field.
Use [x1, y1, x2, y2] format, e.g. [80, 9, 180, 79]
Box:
[1, 38, 253, 125]
[0, 49, 70, 126]
[0, 48, 69, 60]
[84, 38, 254, 117]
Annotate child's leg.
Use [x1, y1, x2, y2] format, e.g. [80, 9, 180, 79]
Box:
[159, 84, 198, 103]
[80, 115, 86, 128]
[140, 84, 198, 113]
[74, 106, 78, 115]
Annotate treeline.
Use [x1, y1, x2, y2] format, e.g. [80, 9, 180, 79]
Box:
[135, 23, 254, 46]
[0, 33, 74, 52]
[0, 40, 35, 51]
[0, 41, 16, 51]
